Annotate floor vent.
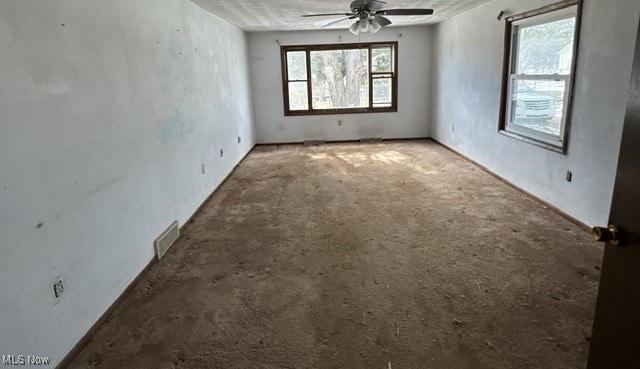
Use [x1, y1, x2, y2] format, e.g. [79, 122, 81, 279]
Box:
[360, 137, 383, 143]
[154, 221, 179, 260]
[304, 139, 326, 145]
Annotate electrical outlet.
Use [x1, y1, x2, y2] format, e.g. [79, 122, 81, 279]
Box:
[338, 120, 342, 126]
[220, 149, 224, 157]
[237, 136, 242, 144]
[52, 278, 64, 299]
[201, 163, 206, 174]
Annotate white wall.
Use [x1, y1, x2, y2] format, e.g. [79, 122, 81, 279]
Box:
[248, 26, 432, 143]
[431, 0, 640, 226]
[0, 0, 254, 366]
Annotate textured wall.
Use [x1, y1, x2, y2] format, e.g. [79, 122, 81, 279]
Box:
[249, 26, 432, 143]
[431, 0, 640, 226]
[0, 0, 254, 366]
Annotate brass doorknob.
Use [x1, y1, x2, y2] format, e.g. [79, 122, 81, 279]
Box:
[592, 225, 621, 246]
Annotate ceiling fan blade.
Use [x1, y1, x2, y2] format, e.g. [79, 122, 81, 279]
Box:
[373, 15, 392, 27]
[302, 13, 354, 17]
[322, 16, 357, 28]
[378, 9, 434, 16]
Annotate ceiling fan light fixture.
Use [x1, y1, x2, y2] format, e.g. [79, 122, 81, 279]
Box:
[349, 21, 360, 35]
[358, 18, 370, 32]
[370, 19, 382, 33]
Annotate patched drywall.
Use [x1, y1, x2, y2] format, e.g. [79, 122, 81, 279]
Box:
[0, 0, 254, 366]
[431, 0, 640, 226]
[248, 26, 432, 143]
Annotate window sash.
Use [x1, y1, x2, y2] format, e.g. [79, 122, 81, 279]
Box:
[372, 74, 393, 106]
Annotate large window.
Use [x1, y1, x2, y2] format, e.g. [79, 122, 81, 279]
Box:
[281, 42, 398, 115]
[499, 0, 581, 152]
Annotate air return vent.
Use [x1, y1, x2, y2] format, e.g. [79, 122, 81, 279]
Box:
[154, 221, 179, 260]
[360, 137, 383, 143]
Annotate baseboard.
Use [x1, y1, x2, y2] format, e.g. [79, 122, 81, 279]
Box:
[255, 137, 429, 146]
[429, 138, 591, 233]
[57, 144, 256, 368]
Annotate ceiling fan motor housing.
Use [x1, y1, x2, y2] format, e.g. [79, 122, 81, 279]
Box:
[350, 0, 384, 17]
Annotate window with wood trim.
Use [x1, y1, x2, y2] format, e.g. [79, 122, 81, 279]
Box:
[281, 42, 398, 116]
[499, 0, 581, 152]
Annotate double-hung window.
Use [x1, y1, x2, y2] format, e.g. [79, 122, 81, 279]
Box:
[499, 0, 581, 152]
[281, 42, 398, 115]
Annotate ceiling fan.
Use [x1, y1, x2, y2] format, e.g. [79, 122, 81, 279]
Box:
[302, 0, 434, 35]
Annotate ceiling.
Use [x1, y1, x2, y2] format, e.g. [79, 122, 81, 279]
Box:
[189, 0, 492, 32]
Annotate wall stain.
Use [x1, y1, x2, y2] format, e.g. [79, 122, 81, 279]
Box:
[159, 108, 195, 143]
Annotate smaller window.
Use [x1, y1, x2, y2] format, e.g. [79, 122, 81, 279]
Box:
[499, 0, 581, 152]
[285, 51, 309, 111]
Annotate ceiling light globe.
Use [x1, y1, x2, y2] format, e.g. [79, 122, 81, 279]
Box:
[349, 22, 360, 35]
[370, 20, 382, 33]
[359, 18, 370, 32]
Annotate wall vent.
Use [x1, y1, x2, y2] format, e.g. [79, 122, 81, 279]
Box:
[154, 221, 179, 260]
[360, 137, 383, 143]
[304, 139, 326, 145]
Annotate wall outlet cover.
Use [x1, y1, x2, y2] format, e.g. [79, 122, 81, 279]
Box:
[51, 277, 65, 303]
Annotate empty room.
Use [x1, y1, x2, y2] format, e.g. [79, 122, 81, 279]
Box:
[1, 0, 639, 368]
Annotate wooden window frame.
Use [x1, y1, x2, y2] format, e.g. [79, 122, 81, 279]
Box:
[280, 42, 399, 116]
[498, 0, 582, 153]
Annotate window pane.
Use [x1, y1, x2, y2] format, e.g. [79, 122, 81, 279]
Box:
[287, 51, 307, 81]
[509, 79, 566, 137]
[515, 16, 575, 75]
[288, 81, 308, 111]
[372, 47, 392, 73]
[373, 78, 392, 106]
[310, 49, 369, 109]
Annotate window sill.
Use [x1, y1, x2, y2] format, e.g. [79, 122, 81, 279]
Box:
[284, 107, 397, 117]
[498, 129, 566, 154]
